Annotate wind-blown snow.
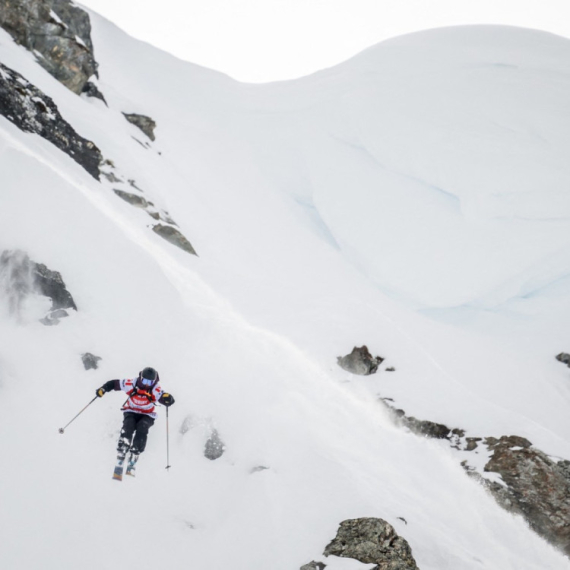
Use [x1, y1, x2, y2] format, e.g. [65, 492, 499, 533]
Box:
[0, 16, 569, 570]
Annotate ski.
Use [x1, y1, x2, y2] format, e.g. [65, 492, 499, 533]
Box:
[113, 459, 125, 481]
[125, 466, 135, 477]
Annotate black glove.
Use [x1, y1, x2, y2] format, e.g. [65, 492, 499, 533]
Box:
[96, 387, 106, 398]
[159, 393, 175, 407]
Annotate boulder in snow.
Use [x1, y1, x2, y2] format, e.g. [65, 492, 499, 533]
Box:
[81, 353, 102, 370]
[122, 113, 157, 141]
[337, 346, 383, 375]
[555, 353, 570, 367]
[324, 517, 419, 569]
[152, 224, 197, 256]
[204, 428, 225, 461]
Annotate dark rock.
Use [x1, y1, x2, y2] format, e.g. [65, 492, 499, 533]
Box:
[113, 189, 149, 209]
[381, 399, 451, 440]
[300, 562, 326, 570]
[101, 171, 122, 183]
[81, 352, 101, 370]
[407, 418, 450, 439]
[0, 63, 101, 179]
[122, 113, 157, 141]
[324, 518, 419, 570]
[0, 250, 76, 324]
[81, 80, 107, 104]
[152, 224, 197, 256]
[484, 435, 531, 451]
[204, 429, 225, 460]
[380, 398, 570, 556]
[337, 346, 384, 375]
[556, 353, 570, 367]
[385, 367, 396, 372]
[0, 0, 100, 95]
[483, 436, 570, 556]
[465, 437, 482, 451]
[33, 262, 77, 312]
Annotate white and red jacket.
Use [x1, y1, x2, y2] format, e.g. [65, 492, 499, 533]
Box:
[114, 378, 164, 419]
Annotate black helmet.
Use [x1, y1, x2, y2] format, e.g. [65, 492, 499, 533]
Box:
[141, 367, 158, 381]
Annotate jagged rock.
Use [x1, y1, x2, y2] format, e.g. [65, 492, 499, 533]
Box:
[81, 352, 101, 370]
[81, 81, 106, 104]
[0, 63, 101, 179]
[300, 562, 326, 570]
[324, 518, 419, 570]
[483, 436, 570, 556]
[152, 224, 197, 256]
[385, 367, 396, 372]
[337, 346, 384, 375]
[113, 189, 149, 209]
[204, 429, 225, 460]
[123, 113, 157, 141]
[556, 353, 570, 367]
[0, 250, 77, 324]
[33, 262, 77, 312]
[381, 400, 452, 440]
[0, 0, 100, 95]
[382, 398, 570, 556]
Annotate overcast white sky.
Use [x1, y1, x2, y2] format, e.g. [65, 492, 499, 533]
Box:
[79, 0, 570, 82]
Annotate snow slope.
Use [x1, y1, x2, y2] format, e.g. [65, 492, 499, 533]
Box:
[0, 13, 569, 570]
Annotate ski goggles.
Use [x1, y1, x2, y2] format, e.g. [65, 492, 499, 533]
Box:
[141, 377, 155, 386]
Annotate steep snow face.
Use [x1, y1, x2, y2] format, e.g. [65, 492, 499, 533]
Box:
[1, 16, 570, 570]
[244, 27, 570, 314]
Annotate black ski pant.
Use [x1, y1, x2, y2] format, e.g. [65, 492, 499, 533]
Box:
[117, 412, 155, 456]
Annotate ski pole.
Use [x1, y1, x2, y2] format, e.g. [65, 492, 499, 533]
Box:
[59, 396, 98, 434]
[165, 406, 171, 471]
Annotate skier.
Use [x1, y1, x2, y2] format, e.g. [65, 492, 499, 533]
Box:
[96, 366, 174, 477]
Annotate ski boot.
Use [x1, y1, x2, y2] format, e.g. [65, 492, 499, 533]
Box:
[126, 451, 140, 477]
[113, 438, 131, 481]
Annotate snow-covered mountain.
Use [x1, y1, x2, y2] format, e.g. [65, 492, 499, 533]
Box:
[1, 2, 570, 569]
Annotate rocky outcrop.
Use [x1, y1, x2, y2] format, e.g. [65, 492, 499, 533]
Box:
[33, 261, 77, 313]
[204, 428, 225, 460]
[381, 398, 570, 557]
[337, 346, 384, 375]
[0, 0, 101, 96]
[81, 352, 101, 370]
[122, 113, 157, 141]
[0, 250, 77, 324]
[0, 62, 101, 178]
[324, 518, 419, 570]
[381, 399, 464, 443]
[113, 189, 149, 209]
[556, 353, 570, 367]
[152, 224, 197, 256]
[482, 436, 570, 556]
